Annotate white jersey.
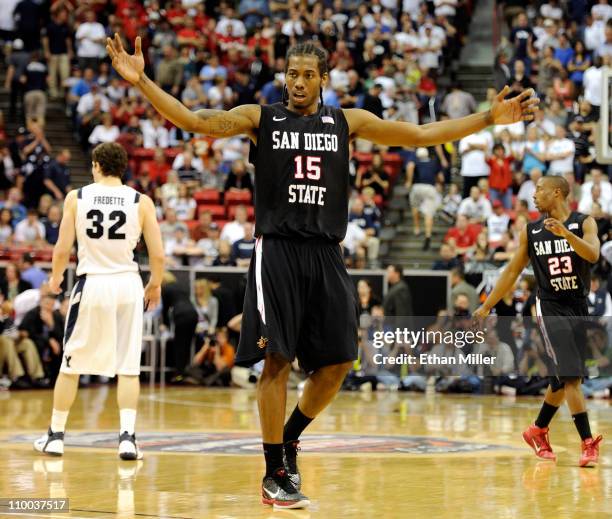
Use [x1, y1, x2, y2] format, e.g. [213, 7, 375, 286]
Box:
[75, 183, 142, 276]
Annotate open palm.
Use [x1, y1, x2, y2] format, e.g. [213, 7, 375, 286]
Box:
[106, 34, 144, 85]
[490, 85, 539, 125]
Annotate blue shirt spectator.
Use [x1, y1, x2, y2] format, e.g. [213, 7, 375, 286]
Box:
[349, 198, 380, 236]
[20, 253, 47, 289]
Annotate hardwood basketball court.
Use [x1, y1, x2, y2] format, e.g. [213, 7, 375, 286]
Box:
[0, 387, 609, 518]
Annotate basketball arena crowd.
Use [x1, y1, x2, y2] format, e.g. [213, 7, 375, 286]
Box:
[0, 0, 610, 396]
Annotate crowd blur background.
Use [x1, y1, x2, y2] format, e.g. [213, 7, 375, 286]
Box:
[0, 0, 610, 395]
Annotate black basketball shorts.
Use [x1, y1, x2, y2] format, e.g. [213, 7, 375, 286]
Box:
[236, 235, 359, 373]
[535, 297, 588, 383]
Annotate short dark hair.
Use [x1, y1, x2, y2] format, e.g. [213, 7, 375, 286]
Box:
[285, 42, 329, 76]
[91, 142, 128, 178]
[389, 264, 404, 278]
[544, 175, 570, 198]
[450, 266, 465, 280]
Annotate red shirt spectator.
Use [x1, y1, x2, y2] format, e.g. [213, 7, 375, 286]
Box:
[146, 149, 171, 185]
[486, 151, 513, 191]
[444, 215, 481, 251]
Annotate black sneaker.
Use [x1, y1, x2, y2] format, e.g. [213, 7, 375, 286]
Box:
[118, 432, 144, 460]
[11, 376, 31, 390]
[422, 237, 431, 251]
[284, 440, 301, 490]
[261, 468, 310, 509]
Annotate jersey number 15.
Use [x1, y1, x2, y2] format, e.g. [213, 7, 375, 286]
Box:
[86, 209, 126, 239]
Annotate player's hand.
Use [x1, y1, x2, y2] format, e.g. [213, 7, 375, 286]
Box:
[473, 305, 491, 321]
[490, 86, 539, 125]
[49, 338, 61, 356]
[106, 34, 145, 85]
[48, 275, 63, 295]
[144, 282, 161, 311]
[543, 218, 568, 238]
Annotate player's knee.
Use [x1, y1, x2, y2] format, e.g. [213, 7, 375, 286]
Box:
[319, 361, 353, 380]
[560, 376, 581, 388]
[260, 353, 291, 381]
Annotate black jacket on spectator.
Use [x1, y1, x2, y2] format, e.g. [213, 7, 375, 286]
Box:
[44, 159, 71, 196]
[224, 171, 253, 195]
[161, 281, 198, 373]
[383, 280, 413, 317]
[0, 278, 32, 300]
[361, 94, 384, 119]
[19, 307, 64, 349]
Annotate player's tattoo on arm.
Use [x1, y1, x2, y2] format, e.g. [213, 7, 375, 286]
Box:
[195, 110, 241, 136]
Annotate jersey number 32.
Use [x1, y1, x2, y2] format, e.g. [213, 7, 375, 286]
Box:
[86, 209, 126, 239]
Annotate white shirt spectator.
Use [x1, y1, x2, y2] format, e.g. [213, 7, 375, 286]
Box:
[172, 153, 204, 172]
[403, 0, 421, 19]
[459, 131, 493, 177]
[527, 118, 556, 137]
[518, 180, 538, 211]
[75, 21, 107, 58]
[547, 138, 575, 175]
[168, 197, 197, 221]
[341, 222, 366, 255]
[281, 19, 305, 37]
[212, 136, 248, 162]
[540, 3, 563, 20]
[458, 196, 492, 221]
[13, 288, 40, 326]
[0, 0, 19, 31]
[14, 219, 45, 243]
[220, 220, 245, 244]
[580, 179, 612, 206]
[141, 120, 170, 149]
[487, 213, 511, 242]
[493, 121, 525, 139]
[329, 68, 350, 90]
[592, 3, 612, 22]
[417, 34, 443, 69]
[585, 22, 606, 51]
[394, 29, 419, 51]
[88, 124, 120, 145]
[578, 196, 612, 214]
[76, 92, 111, 116]
[215, 17, 246, 37]
[583, 65, 603, 106]
[434, 0, 457, 17]
[207, 84, 233, 110]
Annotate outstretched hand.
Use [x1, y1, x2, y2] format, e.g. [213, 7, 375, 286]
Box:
[106, 34, 144, 85]
[490, 86, 539, 125]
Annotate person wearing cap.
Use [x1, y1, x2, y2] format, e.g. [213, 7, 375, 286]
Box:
[406, 146, 442, 250]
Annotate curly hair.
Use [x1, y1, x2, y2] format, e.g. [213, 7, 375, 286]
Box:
[91, 142, 128, 178]
[285, 42, 329, 76]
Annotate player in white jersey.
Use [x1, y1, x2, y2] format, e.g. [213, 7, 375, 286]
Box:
[34, 143, 165, 460]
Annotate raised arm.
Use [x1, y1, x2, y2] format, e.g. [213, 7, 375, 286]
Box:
[106, 35, 260, 140]
[346, 86, 538, 147]
[474, 226, 530, 319]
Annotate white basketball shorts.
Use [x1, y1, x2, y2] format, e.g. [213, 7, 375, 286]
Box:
[60, 271, 144, 377]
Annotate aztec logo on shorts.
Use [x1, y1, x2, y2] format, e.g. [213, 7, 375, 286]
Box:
[9, 432, 519, 455]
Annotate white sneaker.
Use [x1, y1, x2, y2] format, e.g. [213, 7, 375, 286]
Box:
[118, 432, 144, 460]
[33, 428, 64, 456]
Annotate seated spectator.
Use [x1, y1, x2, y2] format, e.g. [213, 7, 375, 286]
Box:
[213, 240, 237, 266]
[467, 231, 492, 263]
[439, 183, 462, 223]
[168, 183, 196, 221]
[187, 327, 236, 386]
[568, 40, 591, 87]
[359, 151, 390, 198]
[88, 113, 120, 146]
[459, 129, 492, 197]
[349, 197, 380, 265]
[224, 159, 253, 198]
[487, 200, 511, 247]
[37, 194, 53, 220]
[20, 253, 47, 289]
[518, 168, 543, 211]
[14, 209, 45, 245]
[44, 149, 72, 200]
[231, 221, 256, 267]
[341, 220, 367, 263]
[0, 263, 32, 301]
[145, 148, 171, 185]
[191, 210, 213, 242]
[0, 208, 14, 245]
[581, 169, 612, 209]
[165, 226, 195, 266]
[591, 202, 611, 242]
[120, 114, 144, 148]
[220, 205, 247, 244]
[450, 266, 479, 313]
[579, 184, 612, 214]
[160, 207, 187, 243]
[160, 170, 180, 209]
[432, 242, 461, 270]
[182, 76, 208, 111]
[173, 148, 204, 183]
[141, 113, 170, 149]
[444, 214, 480, 255]
[43, 204, 61, 245]
[18, 293, 64, 381]
[357, 279, 382, 317]
[458, 186, 492, 223]
[486, 143, 514, 209]
[194, 278, 219, 340]
[473, 328, 515, 376]
[195, 222, 221, 265]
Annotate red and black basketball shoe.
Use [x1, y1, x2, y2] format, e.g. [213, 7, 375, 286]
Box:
[261, 467, 310, 509]
[579, 435, 603, 468]
[523, 424, 557, 461]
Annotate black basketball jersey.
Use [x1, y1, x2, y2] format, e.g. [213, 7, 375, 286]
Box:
[249, 103, 350, 242]
[526, 211, 591, 303]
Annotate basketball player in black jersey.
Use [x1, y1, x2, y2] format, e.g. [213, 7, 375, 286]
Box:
[475, 176, 602, 467]
[107, 34, 538, 508]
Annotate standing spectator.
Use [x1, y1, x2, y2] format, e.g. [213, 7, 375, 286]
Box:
[0, 0, 19, 42]
[487, 200, 511, 247]
[458, 129, 492, 198]
[194, 278, 219, 339]
[361, 82, 384, 119]
[522, 126, 547, 175]
[231, 221, 256, 267]
[383, 264, 414, 318]
[13, 0, 43, 51]
[42, 204, 61, 245]
[518, 167, 543, 211]
[546, 125, 575, 176]
[583, 56, 604, 116]
[486, 143, 514, 209]
[75, 10, 106, 71]
[568, 41, 591, 87]
[224, 159, 253, 198]
[441, 84, 477, 119]
[5, 39, 30, 119]
[406, 147, 441, 250]
[43, 149, 71, 200]
[220, 205, 247, 244]
[18, 293, 64, 381]
[21, 52, 48, 124]
[42, 8, 73, 99]
[450, 266, 479, 313]
[13, 208, 45, 245]
[19, 253, 46, 289]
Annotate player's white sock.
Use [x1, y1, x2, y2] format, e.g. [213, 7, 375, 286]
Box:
[51, 410, 69, 433]
[120, 409, 137, 435]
